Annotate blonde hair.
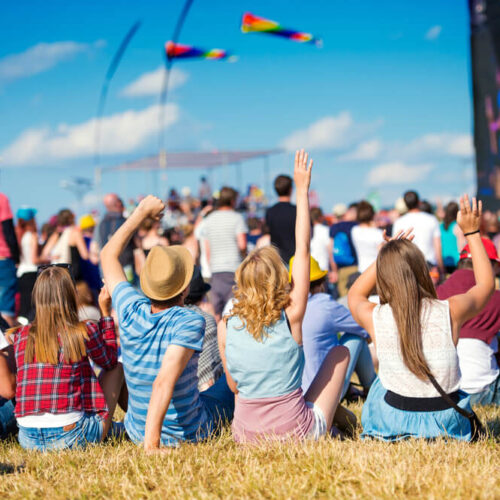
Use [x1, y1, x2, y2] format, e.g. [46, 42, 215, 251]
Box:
[376, 239, 437, 381]
[231, 246, 290, 340]
[24, 267, 88, 364]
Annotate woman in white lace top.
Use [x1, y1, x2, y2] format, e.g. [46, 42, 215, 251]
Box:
[348, 195, 494, 441]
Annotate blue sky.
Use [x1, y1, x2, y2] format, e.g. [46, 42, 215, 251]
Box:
[0, 0, 474, 221]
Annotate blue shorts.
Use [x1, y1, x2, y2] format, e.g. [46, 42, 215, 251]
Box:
[199, 374, 235, 427]
[18, 413, 105, 451]
[0, 259, 17, 316]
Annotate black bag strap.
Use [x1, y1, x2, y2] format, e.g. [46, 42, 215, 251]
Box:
[427, 373, 474, 419]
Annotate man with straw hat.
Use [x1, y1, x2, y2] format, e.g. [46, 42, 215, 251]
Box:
[101, 195, 234, 451]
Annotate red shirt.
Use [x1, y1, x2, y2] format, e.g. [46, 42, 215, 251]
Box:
[12, 317, 117, 419]
[436, 269, 500, 345]
[0, 193, 13, 258]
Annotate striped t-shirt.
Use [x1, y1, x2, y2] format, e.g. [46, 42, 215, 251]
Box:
[112, 282, 209, 446]
[202, 209, 247, 273]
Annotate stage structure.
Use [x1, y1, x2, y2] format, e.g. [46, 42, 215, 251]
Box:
[469, 0, 500, 209]
[99, 149, 282, 198]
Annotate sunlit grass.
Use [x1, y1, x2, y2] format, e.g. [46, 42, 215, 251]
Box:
[0, 403, 497, 499]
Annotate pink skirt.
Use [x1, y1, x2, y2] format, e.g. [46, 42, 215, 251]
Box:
[232, 388, 315, 444]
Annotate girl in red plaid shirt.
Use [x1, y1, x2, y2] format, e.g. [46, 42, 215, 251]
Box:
[9, 266, 124, 451]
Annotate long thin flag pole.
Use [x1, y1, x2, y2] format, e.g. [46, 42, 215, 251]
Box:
[158, 0, 195, 168]
[94, 20, 142, 169]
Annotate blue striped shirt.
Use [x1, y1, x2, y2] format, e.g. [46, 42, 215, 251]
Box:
[112, 282, 209, 446]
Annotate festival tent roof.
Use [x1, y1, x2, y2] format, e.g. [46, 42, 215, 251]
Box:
[107, 150, 282, 171]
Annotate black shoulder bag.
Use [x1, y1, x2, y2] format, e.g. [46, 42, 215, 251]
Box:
[427, 373, 486, 442]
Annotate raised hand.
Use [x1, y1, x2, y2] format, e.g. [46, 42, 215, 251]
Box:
[382, 228, 415, 243]
[457, 194, 482, 235]
[98, 284, 112, 317]
[138, 195, 165, 220]
[294, 149, 313, 193]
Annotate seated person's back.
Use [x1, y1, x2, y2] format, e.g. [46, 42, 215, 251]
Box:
[113, 281, 208, 444]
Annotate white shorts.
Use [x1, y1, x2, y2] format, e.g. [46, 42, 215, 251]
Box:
[305, 402, 327, 440]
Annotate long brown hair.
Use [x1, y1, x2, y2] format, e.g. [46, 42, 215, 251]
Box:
[231, 246, 291, 340]
[443, 201, 458, 230]
[25, 267, 88, 364]
[376, 239, 437, 380]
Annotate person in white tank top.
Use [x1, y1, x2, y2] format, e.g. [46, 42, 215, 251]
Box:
[348, 195, 494, 441]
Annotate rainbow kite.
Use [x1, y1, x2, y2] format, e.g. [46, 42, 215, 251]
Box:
[165, 41, 234, 60]
[241, 12, 322, 47]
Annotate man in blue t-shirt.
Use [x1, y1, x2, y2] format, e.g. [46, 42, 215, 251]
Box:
[101, 195, 234, 451]
[328, 203, 359, 297]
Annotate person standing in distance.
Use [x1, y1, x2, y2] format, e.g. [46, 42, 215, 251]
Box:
[265, 175, 296, 264]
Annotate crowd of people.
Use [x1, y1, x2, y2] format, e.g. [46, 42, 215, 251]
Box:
[0, 148, 498, 451]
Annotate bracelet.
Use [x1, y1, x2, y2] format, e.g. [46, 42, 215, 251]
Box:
[464, 230, 480, 237]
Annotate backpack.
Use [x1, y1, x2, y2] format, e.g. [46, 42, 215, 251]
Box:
[333, 231, 355, 267]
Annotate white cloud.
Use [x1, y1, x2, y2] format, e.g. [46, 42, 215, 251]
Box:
[121, 66, 188, 97]
[0, 41, 101, 83]
[367, 162, 433, 186]
[338, 139, 382, 161]
[338, 132, 473, 164]
[0, 103, 179, 166]
[280, 112, 381, 152]
[397, 133, 472, 159]
[425, 25, 442, 41]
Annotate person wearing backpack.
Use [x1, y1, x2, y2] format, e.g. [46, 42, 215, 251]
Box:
[328, 203, 358, 297]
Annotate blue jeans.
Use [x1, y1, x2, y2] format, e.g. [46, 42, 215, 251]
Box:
[468, 374, 500, 406]
[0, 397, 16, 439]
[339, 333, 376, 399]
[0, 259, 17, 316]
[199, 374, 235, 429]
[18, 413, 105, 451]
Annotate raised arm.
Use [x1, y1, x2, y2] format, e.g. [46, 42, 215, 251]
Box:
[448, 195, 495, 341]
[286, 150, 312, 341]
[347, 262, 377, 338]
[101, 195, 164, 296]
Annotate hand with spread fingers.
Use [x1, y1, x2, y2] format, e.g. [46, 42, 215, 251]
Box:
[293, 149, 313, 193]
[382, 228, 415, 243]
[457, 194, 482, 236]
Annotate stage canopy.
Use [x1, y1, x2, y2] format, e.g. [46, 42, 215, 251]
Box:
[107, 149, 282, 171]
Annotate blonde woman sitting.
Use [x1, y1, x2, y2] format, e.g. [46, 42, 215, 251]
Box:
[218, 150, 349, 443]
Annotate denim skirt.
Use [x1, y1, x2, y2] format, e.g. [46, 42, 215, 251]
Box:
[361, 377, 473, 442]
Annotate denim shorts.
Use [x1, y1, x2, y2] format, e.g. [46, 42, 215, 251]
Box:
[18, 413, 105, 451]
[0, 259, 17, 316]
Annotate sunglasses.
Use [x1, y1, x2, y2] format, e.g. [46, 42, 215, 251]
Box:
[37, 263, 74, 279]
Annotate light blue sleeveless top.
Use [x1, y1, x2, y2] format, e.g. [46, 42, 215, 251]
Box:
[225, 311, 304, 399]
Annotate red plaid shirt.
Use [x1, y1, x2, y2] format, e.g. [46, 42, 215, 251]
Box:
[13, 317, 117, 419]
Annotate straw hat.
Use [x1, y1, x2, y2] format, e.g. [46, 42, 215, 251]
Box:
[288, 256, 328, 283]
[140, 245, 194, 301]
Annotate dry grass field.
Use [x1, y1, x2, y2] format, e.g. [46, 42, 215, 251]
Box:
[0, 402, 498, 499]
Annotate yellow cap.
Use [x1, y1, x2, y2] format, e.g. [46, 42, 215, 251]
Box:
[79, 214, 96, 230]
[288, 256, 328, 283]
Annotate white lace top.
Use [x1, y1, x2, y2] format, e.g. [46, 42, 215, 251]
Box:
[373, 299, 461, 397]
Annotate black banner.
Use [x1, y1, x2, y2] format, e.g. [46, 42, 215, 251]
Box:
[470, 0, 500, 209]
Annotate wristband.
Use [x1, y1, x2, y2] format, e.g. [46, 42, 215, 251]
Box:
[464, 230, 480, 237]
